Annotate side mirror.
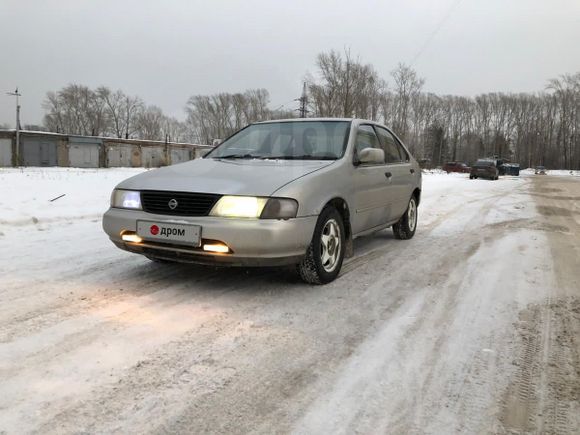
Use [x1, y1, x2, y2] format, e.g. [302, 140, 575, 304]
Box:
[357, 147, 385, 165]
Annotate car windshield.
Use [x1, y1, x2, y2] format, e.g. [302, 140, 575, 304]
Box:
[474, 159, 494, 167]
[207, 121, 351, 160]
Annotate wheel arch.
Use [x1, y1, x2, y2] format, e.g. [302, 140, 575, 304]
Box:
[323, 197, 351, 240]
[412, 188, 421, 206]
[322, 197, 353, 258]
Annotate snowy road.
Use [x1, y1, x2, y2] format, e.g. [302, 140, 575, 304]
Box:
[0, 169, 579, 434]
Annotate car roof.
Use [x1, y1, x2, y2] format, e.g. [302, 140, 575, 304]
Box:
[250, 118, 405, 144]
[253, 118, 384, 125]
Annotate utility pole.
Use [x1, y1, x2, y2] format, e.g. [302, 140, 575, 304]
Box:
[7, 88, 21, 165]
[295, 82, 309, 118]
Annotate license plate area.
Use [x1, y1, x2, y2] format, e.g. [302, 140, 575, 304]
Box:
[137, 220, 201, 247]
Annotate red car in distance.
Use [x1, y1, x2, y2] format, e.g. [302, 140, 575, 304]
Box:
[443, 161, 470, 173]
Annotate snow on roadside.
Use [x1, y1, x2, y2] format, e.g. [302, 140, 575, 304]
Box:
[520, 168, 580, 177]
[1, 167, 470, 232]
[0, 168, 147, 228]
[418, 171, 530, 228]
[0, 166, 575, 234]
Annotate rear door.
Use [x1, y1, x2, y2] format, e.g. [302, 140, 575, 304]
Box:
[374, 126, 414, 222]
[351, 124, 394, 233]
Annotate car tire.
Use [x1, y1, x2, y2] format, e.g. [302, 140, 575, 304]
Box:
[393, 196, 418, 240]
[297, 206, 345, 285]
[469, 175, 474, 179]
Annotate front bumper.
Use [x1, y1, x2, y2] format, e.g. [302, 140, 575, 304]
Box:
[102, 208, 317, 266]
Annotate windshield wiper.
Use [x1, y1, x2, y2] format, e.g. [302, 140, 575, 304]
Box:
[213, 154, 264, 159]
[266, 155, 337, 160]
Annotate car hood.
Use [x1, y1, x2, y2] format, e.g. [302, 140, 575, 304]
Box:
[116, 158, 335, 196]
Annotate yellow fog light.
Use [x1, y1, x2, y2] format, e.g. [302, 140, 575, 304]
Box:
[122, 233, 143, 243]
[203, 243, 229, 253]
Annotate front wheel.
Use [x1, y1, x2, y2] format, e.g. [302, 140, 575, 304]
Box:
[297, 206, 345, 285]
[393, 196, 418, 240]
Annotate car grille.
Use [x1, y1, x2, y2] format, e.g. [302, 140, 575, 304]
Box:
[141, 190, 221, 216]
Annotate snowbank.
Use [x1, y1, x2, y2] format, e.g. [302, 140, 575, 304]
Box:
[2, 165, 575, 232]
[0, 168, 147, 227]
[520, 168, 580, 177]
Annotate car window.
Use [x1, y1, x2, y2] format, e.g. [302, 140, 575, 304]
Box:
[391, 134, 410, 162]
[374, 126, 402, 164]
[354, 125, 383, 161]
[208, 121, 350, 160]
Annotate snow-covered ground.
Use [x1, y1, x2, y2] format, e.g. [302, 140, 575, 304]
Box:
[0, 167, 579, 434]
[520, 168, 580, 177]
[0, 167, 146, 227]
[0, 166, 524, 233]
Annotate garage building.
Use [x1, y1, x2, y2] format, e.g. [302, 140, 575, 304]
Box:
[68, 136, 102, 168]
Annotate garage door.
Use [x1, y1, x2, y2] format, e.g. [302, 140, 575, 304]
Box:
[0, 138, 12, 166]
[69, 144, 99, 168]
[21, 139, 58, 166]
[170, 148, 191, 165]
[107, 145, 133, 167]
[142, 147, 166, 167]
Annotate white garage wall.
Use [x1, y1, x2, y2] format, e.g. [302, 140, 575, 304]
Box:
[0, 139, 12, 166]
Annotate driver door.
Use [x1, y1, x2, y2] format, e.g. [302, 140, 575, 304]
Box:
[351, 124, 394, 234]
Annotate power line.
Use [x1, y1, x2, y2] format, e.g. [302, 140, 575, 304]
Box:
[7, 87, 22, 165]
[271, 98, 299, 112]
[410, 0, 463, 66]
[295, 82, 309, 118]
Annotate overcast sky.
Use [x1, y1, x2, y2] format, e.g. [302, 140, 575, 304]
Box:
[1, 0, 579, 127]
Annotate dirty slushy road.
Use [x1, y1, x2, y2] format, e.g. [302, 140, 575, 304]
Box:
[0, 171, 579, 434]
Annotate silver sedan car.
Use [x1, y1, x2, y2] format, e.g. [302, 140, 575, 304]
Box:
[102, 118, 422, 284]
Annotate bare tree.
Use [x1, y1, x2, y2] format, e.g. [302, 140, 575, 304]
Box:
[390, 63, 425, 142]
[184, 89, 274, 144]
[307, 49, 386, 119]
[121, 95, 144, 139]
[97, 87, 125, 138]
[36, 61, 580, 169]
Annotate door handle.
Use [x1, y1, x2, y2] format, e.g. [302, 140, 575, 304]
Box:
[410, 168, 415, 174]
[385, 172, 392, 179]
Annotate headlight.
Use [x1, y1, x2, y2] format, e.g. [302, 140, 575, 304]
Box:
[209, 196, 298, 219]
[260, 198, 298, 219]
[210, 196, 268, 218]
[111, 189, 142, 210]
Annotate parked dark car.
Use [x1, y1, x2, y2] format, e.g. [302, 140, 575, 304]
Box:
[495, 159, 507, 175]
[470, 159, 499, 180]
[443, 161, 470, 173]
[503, 163, 520, 176]
[535, 166, 546, 175]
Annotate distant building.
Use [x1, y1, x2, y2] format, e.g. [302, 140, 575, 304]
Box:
[0, 130, 212, 168]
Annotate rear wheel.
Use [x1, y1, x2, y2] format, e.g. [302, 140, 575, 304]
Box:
[297, 206, 345, 284]
[393, 196, 418, 240]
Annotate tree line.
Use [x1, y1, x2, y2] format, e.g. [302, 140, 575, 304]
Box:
[38, 50, 579, 169]
[306, 50, 580, 170]
[42, 85, 188, 143]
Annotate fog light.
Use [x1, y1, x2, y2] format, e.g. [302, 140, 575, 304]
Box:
[203, 243, 229, 253]
[122, 233, 143, 243]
